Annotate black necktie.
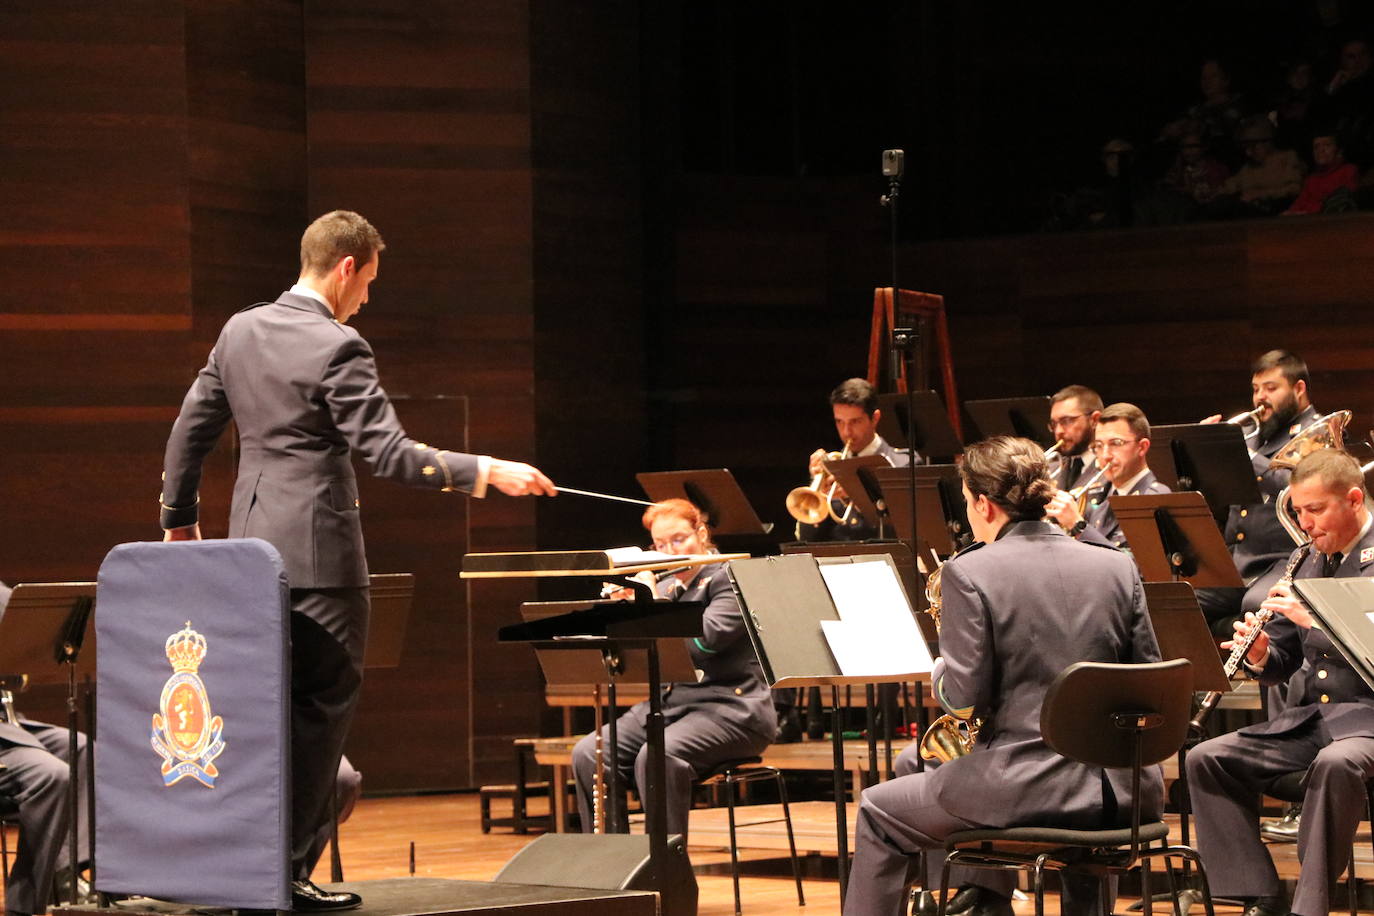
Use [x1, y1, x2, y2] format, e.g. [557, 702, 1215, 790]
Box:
[1061, 457, 1082, 490]
[1323, 552, 1343, 577]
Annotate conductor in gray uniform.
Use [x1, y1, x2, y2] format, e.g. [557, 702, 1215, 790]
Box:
[159, 211, 555, 911]
[845, 437, 1162, 916]
[0, 581, 90, 916]
[1187, 449, 1374, 916]
[571, 498, 775, 839]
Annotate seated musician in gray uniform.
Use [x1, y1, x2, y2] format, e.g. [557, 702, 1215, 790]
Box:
[797, 378, 914, 543]
[1046, 384, 1103, 492]
[1197, 349, 1321, 637]
[845, 437, 1162, 916]
[1187, 449, 1374, 916]
[1046, 402, 1171, 550]
[0, 581, 90, 916]
[571, 498, 775, 839]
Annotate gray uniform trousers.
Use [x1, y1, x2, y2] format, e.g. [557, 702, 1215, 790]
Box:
[302, 755, 362, 881]
[289, 588, 367, 879]
[571, 701, 771, 840]
[0, 724, 89, 916]
[852, 744, 1109, 916]
[1187, 718, 1374, 916]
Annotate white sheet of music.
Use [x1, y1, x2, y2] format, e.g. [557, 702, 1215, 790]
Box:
[818, 561, 934, 678]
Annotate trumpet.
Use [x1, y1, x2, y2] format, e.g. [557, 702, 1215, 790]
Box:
[1043, 439, 1065, 461]
[1226, 407, 1264, 440]
[785, 442, 852, 525]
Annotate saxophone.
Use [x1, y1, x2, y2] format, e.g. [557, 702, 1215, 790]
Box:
[918, 558, 981, 761]
[1188, 542, 1312, 733]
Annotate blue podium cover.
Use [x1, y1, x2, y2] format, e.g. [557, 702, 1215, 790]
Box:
[95, 539, 291, 910]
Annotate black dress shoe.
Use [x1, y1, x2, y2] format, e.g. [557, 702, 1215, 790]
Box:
[291, 879, 362, 912]
[940, 886, 1011, 916]
[943, 884, 982, 914]
[1240, 896, 1289, 916]
[1260, 806, 1301, 843]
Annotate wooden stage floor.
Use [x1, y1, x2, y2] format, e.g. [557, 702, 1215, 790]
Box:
[6, 791, 1364, 915]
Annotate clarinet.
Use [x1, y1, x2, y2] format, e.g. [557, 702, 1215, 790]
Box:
[1189, 542, 1312, 733]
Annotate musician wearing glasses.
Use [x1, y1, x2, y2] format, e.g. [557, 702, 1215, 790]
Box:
[796, 378, 914, 542]
[1046, 402, 1170, 550]
[845, 437, 1161, 916]
[1197, 349, 1320, 636]
[1187, 449, 1374, 916]
[1046, 384, 1104, 491]
[570, 498, 775, 840]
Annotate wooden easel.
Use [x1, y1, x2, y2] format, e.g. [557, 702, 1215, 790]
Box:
[866, 287, 962, 440]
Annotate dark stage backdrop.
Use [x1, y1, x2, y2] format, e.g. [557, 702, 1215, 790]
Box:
[5, 0, 1374, 791]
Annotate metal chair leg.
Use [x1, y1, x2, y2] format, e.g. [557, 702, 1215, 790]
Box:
[773, 769, 805, 906]
[726, 773, 742, 916]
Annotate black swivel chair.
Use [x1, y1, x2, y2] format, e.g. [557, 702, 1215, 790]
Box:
[934, 659, 1215, 916]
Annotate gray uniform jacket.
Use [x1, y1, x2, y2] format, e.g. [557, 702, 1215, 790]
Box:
[931, 520, 1164, 828]
[160, 292, 481, 588]
[1246, 527, 1374, 741]
[1082, 469, 1172, 550]
[662, 562, 775, 740]
[1224, 404, 1319, 582]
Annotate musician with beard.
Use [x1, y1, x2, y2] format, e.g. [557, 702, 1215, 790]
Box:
[1197, 350, 1320, 638]
[1046, 385, 1103, 492]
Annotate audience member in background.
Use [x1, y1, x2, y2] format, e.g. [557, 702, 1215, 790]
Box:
[1161, 59, 1249, 164]
[1162, 123, 1231, 211]
[1284, 132, 1359, 214]
[1067, 138, 1140, 229]
[1274, 59, 1318, 155]
[1317, 38, 1374, 167]
[1209, 116, 1306, 217]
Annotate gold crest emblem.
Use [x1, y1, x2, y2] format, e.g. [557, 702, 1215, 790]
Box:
[151, 621, 225, 787]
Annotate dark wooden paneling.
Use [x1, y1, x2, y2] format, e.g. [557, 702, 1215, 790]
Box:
[305, 0, 540, 788]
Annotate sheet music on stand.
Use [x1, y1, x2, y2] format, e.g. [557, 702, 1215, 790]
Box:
[1111, 492, 1244, 588]
[1294, 578, 1374, 694]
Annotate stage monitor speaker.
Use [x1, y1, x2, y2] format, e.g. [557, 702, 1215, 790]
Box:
[494, 833, 698, 916]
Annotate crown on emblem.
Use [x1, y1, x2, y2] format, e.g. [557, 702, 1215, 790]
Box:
[165, 621, 207, 673]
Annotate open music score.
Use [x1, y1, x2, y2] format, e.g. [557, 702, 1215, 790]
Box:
[460, 549, 749, 578]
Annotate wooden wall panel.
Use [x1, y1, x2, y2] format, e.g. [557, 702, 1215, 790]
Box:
[305, 0, 541, 789]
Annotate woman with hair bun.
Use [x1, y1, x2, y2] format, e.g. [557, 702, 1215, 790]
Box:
[570, 498, 775, 840]
[846, 436, 1162, 916]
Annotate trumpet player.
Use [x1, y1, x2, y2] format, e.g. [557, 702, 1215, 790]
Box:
[845, 437, 1161, 916]
[1046, 402, 1170, 550]
[796, 378, 913, 542]
[1186, 449, 1374, 916]
[1197, 349, 1321, 637]
[1047, 384, 1104, 491]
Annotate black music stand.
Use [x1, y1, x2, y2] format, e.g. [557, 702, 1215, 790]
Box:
[0, 581, 98, 903]
[964, 396, 1055, 447]
[1148, 423, 1262, 522]
[521, 600, 697, 834]
[728, 553, 932, 905]
[1111, 492, 1245, 587]
[876, 391, 964, 462]
[326, 573, 414, 882]
[494, 587, 706, 916]
[874, 464, 970, 557]
[635, 469, 772, 538]
[822, 453, 896, 537]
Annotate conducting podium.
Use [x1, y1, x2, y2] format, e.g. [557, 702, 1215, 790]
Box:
[464, 549, 745, 916]
[94, 539, 291, 911]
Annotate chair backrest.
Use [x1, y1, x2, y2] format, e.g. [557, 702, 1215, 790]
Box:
[1041, 659, 1193, 768]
